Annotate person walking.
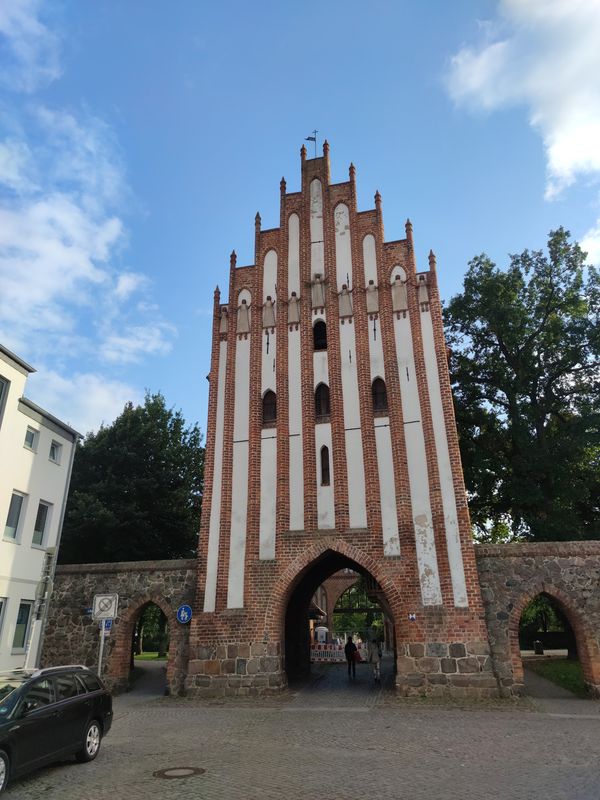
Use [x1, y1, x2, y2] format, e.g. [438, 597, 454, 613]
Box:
[344, 636, 357, 679]
[368, 637, 381, 682]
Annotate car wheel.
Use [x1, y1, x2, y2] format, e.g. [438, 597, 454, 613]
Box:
[76, 720, 102, 763]
[0, 749, 9, 794]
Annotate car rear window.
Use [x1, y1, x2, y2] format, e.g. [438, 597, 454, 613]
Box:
[77, 673, 102, 692]
[55, 673, 79, 700]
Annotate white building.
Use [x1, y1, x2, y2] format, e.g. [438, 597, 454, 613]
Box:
[0, 344, 80, 670]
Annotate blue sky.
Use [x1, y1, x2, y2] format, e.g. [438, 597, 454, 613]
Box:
[1, 0, 599, 436]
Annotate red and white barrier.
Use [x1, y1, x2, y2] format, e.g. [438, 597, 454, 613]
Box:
[310, 643, 369, 663]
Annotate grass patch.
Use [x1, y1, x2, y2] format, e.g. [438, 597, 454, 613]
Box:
[134, 651, 168, 661]
[525, 658, 587, 697]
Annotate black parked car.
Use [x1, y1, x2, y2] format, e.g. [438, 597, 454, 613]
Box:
[0, 665, 113, 793]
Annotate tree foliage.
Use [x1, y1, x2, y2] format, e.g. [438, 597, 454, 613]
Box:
[59, 393, 204, 563]
[444, 228, 599, 541]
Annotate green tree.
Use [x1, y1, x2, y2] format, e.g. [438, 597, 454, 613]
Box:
[59, 393, 204, 563]
[444, 228, 599, 541]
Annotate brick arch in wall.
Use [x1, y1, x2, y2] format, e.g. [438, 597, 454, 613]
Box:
[263, 538, 404, 643]
[106, 593, 187, 695]
[508, 583, 600, 691]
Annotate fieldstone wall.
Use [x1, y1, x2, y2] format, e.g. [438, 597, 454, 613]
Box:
[475, 542, 600, 697]
[42, 542, 600, 699]
[41, 559, 196, 695]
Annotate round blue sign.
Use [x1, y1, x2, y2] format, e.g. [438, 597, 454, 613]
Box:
[176, 604, 192, 624]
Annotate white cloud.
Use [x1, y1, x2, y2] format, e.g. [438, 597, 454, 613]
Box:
[0, 0, 61, 93]
[581, 219, 600, 265]
[0, 104, 175, 365]
[447, 0, 600, 199]
[27, 369, 142, 435]
[0, 139, 35, 192]
[101, 323, 176, 365]
[115, 272, 149, 301]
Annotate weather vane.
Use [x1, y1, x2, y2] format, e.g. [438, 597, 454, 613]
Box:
[305, 129, 318, 158]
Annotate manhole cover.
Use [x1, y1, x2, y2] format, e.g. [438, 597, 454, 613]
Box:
[153, 767, 206, 780]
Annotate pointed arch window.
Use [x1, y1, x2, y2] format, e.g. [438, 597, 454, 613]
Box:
[313, 320, 327, 351]
[372, 378, 388, 413]
[320, 446, 330, 486]
[315, 384, 330, 421]
[262, 390, 277, 426]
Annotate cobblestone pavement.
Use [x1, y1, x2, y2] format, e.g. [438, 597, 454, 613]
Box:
[6, 661, 600, 800]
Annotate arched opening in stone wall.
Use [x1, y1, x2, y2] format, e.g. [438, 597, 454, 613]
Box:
[512, 590, 600, 698]
[130, 602, 169, 694]
[284, 549, 396, 689]
[107, 597, 187, 696]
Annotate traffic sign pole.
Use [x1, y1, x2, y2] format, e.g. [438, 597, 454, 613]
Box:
[98, 622, 105, 677]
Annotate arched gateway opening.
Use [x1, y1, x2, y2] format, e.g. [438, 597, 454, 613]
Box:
[511, 589, 600, 697]
[283, 549, 396, 684]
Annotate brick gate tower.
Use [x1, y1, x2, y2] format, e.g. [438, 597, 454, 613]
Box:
[187, 143, 497, 697]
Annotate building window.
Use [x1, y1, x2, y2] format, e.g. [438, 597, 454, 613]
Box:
[24, 426, 38, 451]
[0, 597, 6, 639]
[49, 440, 62, 464]
[32, 501, 51, 547]
[315, 384, 330, 420]
[320, 446, 330, 486]
[12, 600, 33, 651]
[262, 390, 277, 426]
[372, 378, 388, 413]
[0, 375, 8, 427]
[4, 492, 25, 541]
[313, 320, 327, 351]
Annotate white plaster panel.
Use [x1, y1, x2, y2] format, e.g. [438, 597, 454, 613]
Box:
[311, 242, 324, 280]
[391, 265, 407, 283]
[362, 234, 377, 285]
[334, 204, 352, 290]
[339, 323, 360, 429]
[289, 434, 304, 531]
[421, 311, 468, 607]
[374, 420, 401, 556]
[288, 214, 300, 296]
[227, 336, 250, 608]
[288, 328, 304, 530]
[313, 350, 329, 389]
[338, 321, 366, 528]
[259, 432, 277, 559]
[310, 179, 324, 279]
[368, 318, 385, 383]
[310, 179, 323, 242]
[233, 338, 250, 443]
[315, 424, 335, 529]
[261, 330, 276, 393]
[262, 249, 277, 303]
[345, 428, 367, 529]
[227, 440, 249, 608]
[394, 315, 442, 605]
[203, 340, 227, 612]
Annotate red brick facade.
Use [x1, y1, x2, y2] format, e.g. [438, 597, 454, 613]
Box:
[188, 144, 495, 697]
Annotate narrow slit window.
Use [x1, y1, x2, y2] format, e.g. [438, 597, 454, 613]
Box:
[262, 390, 277, 425]
[313, 320, 327, 351]
[372, 378, 388, 412]
[315, 384, 330, 419]
[320, 446, 330, 486]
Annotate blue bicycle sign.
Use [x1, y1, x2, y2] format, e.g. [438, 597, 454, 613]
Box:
[176, 604, 192, 624]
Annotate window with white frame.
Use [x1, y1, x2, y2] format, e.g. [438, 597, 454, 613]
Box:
[4, 491, 25, 540]
[24, 426, 38, 451]
[12, 600, 33, 651]
[32, 501, 51, 546]
[49, 440, 62, 464]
